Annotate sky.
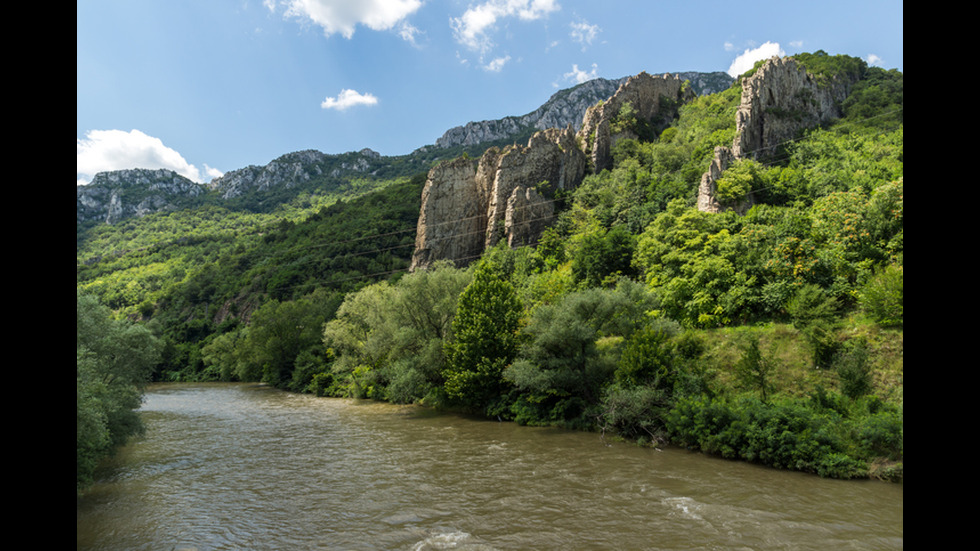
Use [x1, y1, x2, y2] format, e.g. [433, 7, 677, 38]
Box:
[77, 0, 903, 185]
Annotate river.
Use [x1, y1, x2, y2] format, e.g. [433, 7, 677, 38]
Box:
[76, 383, 903, 550]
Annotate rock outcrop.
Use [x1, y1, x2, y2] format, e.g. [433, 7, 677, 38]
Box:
[434, 72, 731, 151]
[410, 127, 587, 270]
[577, 72, 693, 174]
[696, 146, 738, 214]
[208, 150, 328, 200]
[698, 56, 858, 213]
[77, 168, 206, 225]
[732, 56, 854, 161]
[434, 77, 629, 149]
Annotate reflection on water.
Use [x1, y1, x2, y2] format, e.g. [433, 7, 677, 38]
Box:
[77, 383, 902, 550]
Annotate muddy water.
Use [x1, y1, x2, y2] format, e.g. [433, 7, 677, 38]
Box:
[77, 383, 902, 550]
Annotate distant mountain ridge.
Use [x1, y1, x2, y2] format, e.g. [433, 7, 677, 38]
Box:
[433, 71, 732, 149]
[77, 71, 734, 227]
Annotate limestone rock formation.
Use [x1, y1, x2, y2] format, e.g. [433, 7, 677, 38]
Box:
[698, 56, 858, 213]
[409, 156, 485, 270]
[484, 127, 586, 249]
[732, 56, 853, 160]
[433, 72, 732, 151]
[76, 168, 206, 225]
[410, 127, 587, 270]
[506, 185, 553, 248]
[697, 146, 752, 214]
[208, 149, 328, 200]
[577, 72, 693, 174]
[434, 77, 629, 149]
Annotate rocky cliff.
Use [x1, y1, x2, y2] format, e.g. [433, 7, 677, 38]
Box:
[410, 126, 587, 270]
[78, 148, 390, 226]
[208, 148, 383, 200]
[77, 168, 206, 225]
[412, 71, 718, 270]
[732, 56, 854, 161]
[698, 56, 859, 213]
[434, 72, 731, 150]
[577, 72, 693, 173]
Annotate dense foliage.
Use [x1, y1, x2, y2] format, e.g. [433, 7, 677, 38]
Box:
[77, 52, 902, 484]
[77, 292, 162, 493]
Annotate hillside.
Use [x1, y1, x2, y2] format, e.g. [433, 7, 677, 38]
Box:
[77, 52, 903, 481]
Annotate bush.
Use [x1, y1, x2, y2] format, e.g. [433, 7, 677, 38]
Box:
[834, 338, 872, 399]
[598, 384, 670, 442]
[859, 263, 903, 327]
[665, 394, 880, 478]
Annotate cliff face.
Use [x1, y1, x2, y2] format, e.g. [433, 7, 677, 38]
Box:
[731, 56, 854, 160]
[434, 72, 731, 151]
[410, 127, 586, 270]
[412, 71, 713, 270]
[77, 168, 206, 225]
[577, 72, 693, 173]
[434, 77, 629, 149]
[698, 56, 859, 213]
[207, 148, 384, 200]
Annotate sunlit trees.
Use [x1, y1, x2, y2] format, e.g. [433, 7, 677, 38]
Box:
[77, 293, 162, 493]
[443, 262, 524, 415]
[323, 261, 473, 402]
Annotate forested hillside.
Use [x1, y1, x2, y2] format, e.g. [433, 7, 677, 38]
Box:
[77, 52, 903, 489]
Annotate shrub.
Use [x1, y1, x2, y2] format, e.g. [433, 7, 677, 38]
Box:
[858, 263, 903, 327]
[599, 384, 670, 441]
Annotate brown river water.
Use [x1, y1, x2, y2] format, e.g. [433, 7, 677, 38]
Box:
[76, 383, 903, 550]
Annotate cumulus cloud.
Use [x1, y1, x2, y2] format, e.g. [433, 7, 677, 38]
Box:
[76, 129, 215, 185]
[569, 20, 599, 51]
[866, 53, 883, 66]
[451, 0, 560, 53]
[321, 89, 379, 110]
[483, 55, 512, 72]
[274, 0, 422, 39]
[563, 63, 597, 84]
[727, 41, 785, 77]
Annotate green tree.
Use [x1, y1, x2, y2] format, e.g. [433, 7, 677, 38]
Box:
[571, 224, 637, 288]
[787, 284, 840, 368]
[443, 262, 524, 414]
[505, 281, 657, 424]
[614, 322, 680, 389]
[858, 262, 903, 328]
[77, 293, 162, 493]
[834, 338, 873, 400]
[715, 159, 766, 204]
[734, 334, 776, 403]
[241, 290, 340, 388]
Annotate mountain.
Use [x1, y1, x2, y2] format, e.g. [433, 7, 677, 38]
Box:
[76, 72, 733, 228]
[433, 71, 732, 149]
[76, 168, 207, 227]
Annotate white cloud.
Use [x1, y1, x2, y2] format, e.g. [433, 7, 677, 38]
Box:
[76, 129, 214, 185]
[563, 63, 597, 84]
[321, 89, 379, 110]
[727, 41, 785, 77]
[399, 22, 423, 46]
[274, 0, 422, 39]
[569, 20, 599, 51]
[483, 55, 512, 72]
[866, 53, 883, 66]
[451, 0, 560, 53]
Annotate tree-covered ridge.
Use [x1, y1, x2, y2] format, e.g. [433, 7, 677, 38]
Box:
[77, 53, 902, 485]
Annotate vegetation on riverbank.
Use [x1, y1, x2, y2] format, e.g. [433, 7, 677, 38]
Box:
[77, 52, 902, 484]
[77, 292, 162, 493]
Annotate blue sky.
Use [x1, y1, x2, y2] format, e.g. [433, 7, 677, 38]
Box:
[77, 1, 903, 185]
